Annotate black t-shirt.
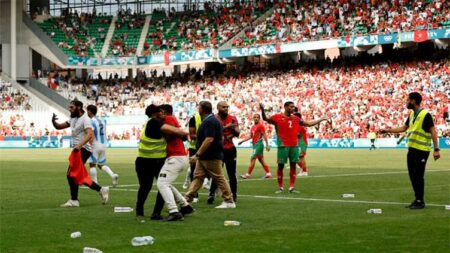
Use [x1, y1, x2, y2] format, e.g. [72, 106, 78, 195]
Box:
[189, 117, 196, 128]
[145, 118, 163, 139]
[404, 112, 434, 133]
[196, 114, 223, 160]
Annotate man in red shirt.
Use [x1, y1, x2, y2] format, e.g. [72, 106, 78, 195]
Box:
[208, 101, 240, 204]
[238, 114, 271, 179]
[156, 104, 194, 221]
[260, 102, 327, 193]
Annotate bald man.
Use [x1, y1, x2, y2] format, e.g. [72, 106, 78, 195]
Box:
[208, 102, 240, 204]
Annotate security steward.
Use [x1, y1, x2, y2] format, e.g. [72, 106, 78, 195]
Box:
[135, 104, 189, 222]
[379, 92, 440, 209]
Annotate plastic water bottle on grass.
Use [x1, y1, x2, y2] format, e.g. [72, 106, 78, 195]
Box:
[131, 236, 155, 246]
[367, 209, 382, 214]
[114, 207, 133, 212]
[83, 247, 103, 253]
[70, 231, 81, 238]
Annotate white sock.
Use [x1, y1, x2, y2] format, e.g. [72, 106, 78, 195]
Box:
[100, 165, 115, 178]
[89, 167, 98, 183]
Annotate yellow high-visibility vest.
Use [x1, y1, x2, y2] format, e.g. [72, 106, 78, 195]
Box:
[188, 114, 202, 149]
[138, 118, 167, 158]
[407, 109, 432, 152]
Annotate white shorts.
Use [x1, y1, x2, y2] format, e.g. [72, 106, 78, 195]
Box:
[87, 143, 107, 165]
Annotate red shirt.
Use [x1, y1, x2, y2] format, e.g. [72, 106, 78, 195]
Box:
[270, 113, 302, 147]
[216, 114, 238, 149]
[164, 116, 187, 157]
[251, 123, 265, 145]
[298, 125, 308, 145]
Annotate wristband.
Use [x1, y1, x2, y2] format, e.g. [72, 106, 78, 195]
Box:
[434, 148, 440, 152]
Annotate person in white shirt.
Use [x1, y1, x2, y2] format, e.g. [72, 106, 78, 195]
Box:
[86, 105, 119, 187]
[52, 100, 109, 207]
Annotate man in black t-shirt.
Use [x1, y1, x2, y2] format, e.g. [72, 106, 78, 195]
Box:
[185, 101, 236, 209]
[379, 92, 440, 209]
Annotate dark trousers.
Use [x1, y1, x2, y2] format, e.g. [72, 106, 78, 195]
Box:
[407, 148, 430, 202]
[209, 147, 237, 201]
[189, 148, 197, 181]
[67, 148, 101, 200]
[135, 157, 165, 216]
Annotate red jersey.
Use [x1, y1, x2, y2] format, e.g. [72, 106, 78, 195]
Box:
[298, 125, 308, 145]
[251, 123, 266, 145]
[216, 114, 238, 149]
[164, 116, 187, 157]
[270, 113, 302, 147]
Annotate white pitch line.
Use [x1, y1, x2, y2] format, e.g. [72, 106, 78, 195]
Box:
[102, 188, 449, 208]
[240, 169, 450, 181]
[106, 169, 450, 188]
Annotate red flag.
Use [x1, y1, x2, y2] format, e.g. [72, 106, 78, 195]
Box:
[164, 51, 171, 66]
[413, 30, 428, 43]
[275, 44, 281, 53]
[68, 150, 93, 186]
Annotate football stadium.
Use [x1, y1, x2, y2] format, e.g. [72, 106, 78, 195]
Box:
[0, 0, 449, 252]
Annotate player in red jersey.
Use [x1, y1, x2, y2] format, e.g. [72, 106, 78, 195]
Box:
[156, 104, 194, 221]
[260, 102, 328, 193]
[238, 114, 272, 179]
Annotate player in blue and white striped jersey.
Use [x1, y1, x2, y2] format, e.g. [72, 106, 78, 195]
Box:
[86, 105, 119, 187]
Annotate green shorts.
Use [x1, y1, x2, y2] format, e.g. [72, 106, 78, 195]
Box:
[251, 141, 264, 159]
[277, 147, 300, 164]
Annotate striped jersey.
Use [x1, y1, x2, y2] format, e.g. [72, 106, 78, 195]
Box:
[91, 117, 107, 145]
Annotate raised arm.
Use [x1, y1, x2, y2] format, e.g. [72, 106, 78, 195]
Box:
[260, 103, 275, 124]
[301, 117, 329, 127]
[52, 113, 70, 130]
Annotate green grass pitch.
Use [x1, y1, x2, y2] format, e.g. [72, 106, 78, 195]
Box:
[0, 148, 449, 253]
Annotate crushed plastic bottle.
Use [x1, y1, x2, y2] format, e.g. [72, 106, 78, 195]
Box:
[341, 194, 355, 198]
[70, 231, 81, 238]
[83, 247, 103, 253]
[445, 205, 450, 210]
[131, 236, 155, 246]
[224, 220, 241, 226]
[114, 207, 134, 213]
[367, 209, 382, 214]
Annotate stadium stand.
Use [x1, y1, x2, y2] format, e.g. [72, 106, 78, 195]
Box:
[232, 0, 450, 47]
[35, 11, 113, 57]
[142, 1, 272, 55]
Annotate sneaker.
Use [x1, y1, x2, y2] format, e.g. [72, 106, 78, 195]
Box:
[202, 178, 211, 190]
[405, 200, 417, 208]
[240, 174, 250, 179]
[275, 188, 284, 194]
[60, 199, 79, 207]
[409, 200, 425, 209]
[207, 195, 215, 204]
[136, 216, 146, 223]
[215, 202, 236, 209]
[112, 174, 119, 187]
[150, 213, 163, 221]
[163, 212, 184, 221]
[263, 174, 272, 179]
[289, 188, 299, 194]
[297, 171, 308, 177]
[192, 197, 199, 203]
[100, 187, 109, 204]
[180, 205, 195, 216]
[182, 180, 190, 189]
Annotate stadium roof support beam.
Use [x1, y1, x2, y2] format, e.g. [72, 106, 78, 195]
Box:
[11, 0, 17, 80]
